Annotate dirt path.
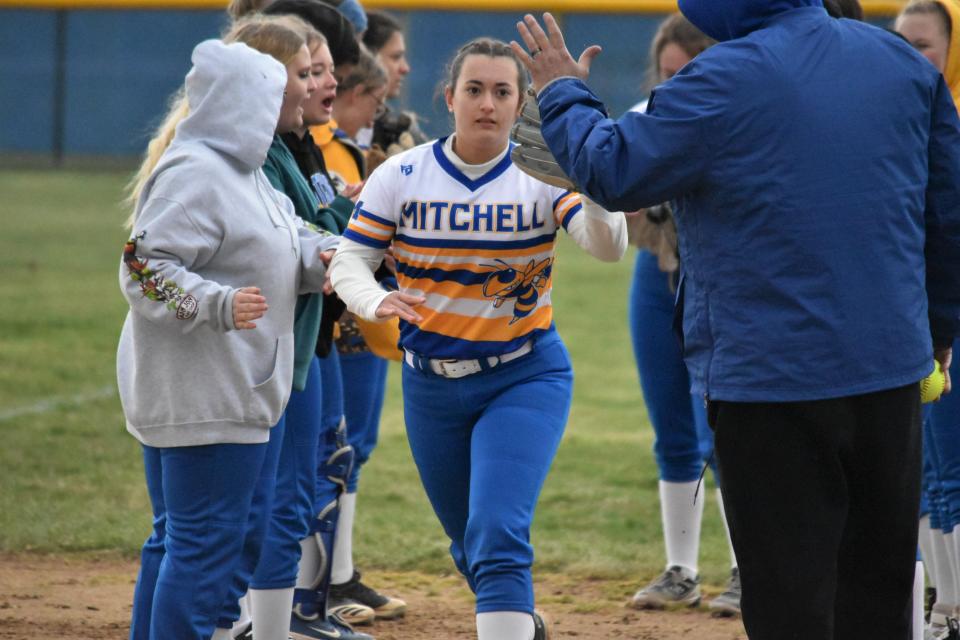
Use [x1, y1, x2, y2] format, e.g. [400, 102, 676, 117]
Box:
[0, 554, 747, 639]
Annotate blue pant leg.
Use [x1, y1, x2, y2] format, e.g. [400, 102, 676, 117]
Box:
[129, 446, 165, 640]
[629, 251, 704, 482]
[318, 350, 344, 434]
[253, 357, 322, 589]
[150, 441, 269, 640]
[315, 350, 346, 541]
[403, 332, 572, 612]
[402, 364, 478, 590]
[465, 336, 573, 613]
[691, 394, 718, 478]
[339, 351, 388, 492]
[923, 410, 945, 530]
[216, 418, 285, 627]
[926, 342, 960, 532]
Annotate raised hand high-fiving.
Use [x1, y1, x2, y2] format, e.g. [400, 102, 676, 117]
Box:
[511, 13, 602, 92]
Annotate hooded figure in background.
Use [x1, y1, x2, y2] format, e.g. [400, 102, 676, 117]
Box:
[515, 0, 960, 637]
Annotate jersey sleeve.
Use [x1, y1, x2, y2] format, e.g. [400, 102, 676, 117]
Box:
[551, 189, 584, 231]
[342, 162, 399, 250]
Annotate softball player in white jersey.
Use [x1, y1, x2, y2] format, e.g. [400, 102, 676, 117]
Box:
[330, 37, 627, 640]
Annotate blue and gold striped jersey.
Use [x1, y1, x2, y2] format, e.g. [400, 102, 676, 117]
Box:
[343, 137, 583, 359]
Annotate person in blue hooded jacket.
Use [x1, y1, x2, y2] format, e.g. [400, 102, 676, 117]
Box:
[512, 1, 960, 638]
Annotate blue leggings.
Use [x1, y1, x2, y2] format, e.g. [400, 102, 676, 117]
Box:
[922, 339, 960, 533]
[251, 357, 322, 588]
[628, 250, 714, 482]
[402, 330, 573, 613]
[129, 423, 283, 640]
[339, 351, 389, 492]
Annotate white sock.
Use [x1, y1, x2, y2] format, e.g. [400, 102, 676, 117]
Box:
[914, 561, 927, 640]
[715, 488, 738, 569]
[951, 530, 960, 617]
[332, 492, 357, 585]
[296, 537, 321, 590]
[476, 611, 535, 640]
[250, 587, 295, 640]
[211, 629, 233, 640]
[919, 515, 937, 591]
[934, 530, 959, 608]
[659, 480, 704, 576]
[231, 592, 251, 637]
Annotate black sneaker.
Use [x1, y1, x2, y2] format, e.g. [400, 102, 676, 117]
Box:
[533, 610, 550, 640]
[629, 565, 701, 610]
[330, 570, 407, 620]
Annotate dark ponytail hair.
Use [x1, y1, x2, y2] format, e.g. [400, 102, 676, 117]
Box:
[363, 10, 402, 53]
[444, 37, 529, 97]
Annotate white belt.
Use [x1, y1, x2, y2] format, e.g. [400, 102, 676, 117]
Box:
[404, 339, 534, 379]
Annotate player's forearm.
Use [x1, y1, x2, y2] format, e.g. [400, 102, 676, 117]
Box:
[328, 237, 391, 321]
[566, 196, 628, 262]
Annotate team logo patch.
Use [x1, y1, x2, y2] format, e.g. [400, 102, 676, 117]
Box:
[481, 258, 553, 324]
[176, 295, 199, 320]
[310, 173, 337, 207]
[400, 164, 413, 176]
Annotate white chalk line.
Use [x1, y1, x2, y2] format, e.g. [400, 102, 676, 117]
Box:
[0, 385, 117, 423]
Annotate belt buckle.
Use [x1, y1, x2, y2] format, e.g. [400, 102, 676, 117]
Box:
[437, 359, 480, 378]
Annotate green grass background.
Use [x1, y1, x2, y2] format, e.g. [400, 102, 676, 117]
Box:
[0, 169, 731, 586]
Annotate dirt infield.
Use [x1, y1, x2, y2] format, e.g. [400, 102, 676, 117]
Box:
[0, 554, 747, 639]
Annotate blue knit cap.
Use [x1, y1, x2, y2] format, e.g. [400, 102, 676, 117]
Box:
[336, 0, 368, 34]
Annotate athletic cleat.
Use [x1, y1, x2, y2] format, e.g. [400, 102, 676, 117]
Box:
[326, 600, 376, 626]
[234, 622, 253, 640]
[629, 565, 701, 610]
[289, 611, 375, 640]
[928, 604, 960, 640]
[533, 610, 550, 640]
[708, 567, 741, 617]
[330, 570, 407, 620]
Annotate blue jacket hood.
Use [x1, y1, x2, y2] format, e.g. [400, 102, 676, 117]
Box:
[679, 0, 823, 41]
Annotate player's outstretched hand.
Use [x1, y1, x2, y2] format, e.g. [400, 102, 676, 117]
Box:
[511, 13, 601, 91]
[234, 286, 268, 330]
[936, 346, 953, 395]
[376, 291, 426, 324]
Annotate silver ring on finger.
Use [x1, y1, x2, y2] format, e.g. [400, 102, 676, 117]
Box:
[531, 47, 542, 59]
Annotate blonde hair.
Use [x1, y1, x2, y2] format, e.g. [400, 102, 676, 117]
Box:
[125, 14, 319, 227]
[226, 0, 269, 21]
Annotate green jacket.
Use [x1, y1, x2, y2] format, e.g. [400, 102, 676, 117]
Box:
[262, 135, 337, 392]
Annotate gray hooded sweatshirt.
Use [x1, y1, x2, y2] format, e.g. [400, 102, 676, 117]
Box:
[117, 40, 339, 448]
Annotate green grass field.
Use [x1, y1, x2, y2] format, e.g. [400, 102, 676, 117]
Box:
[0, 169, 731, 586]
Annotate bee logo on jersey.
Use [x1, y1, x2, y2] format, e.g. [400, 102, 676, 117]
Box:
[481, 258, 553, 324]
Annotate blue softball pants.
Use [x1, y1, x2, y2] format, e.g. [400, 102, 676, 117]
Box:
[339, 351, 389, 492]
[921, 339, 960, 533]
[402, 329, 573, 614]
[251, 356, 322, 588]
[628, 250, 714, 482]
[129, 419, 284, 640]
[316, 349, 346, 509]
